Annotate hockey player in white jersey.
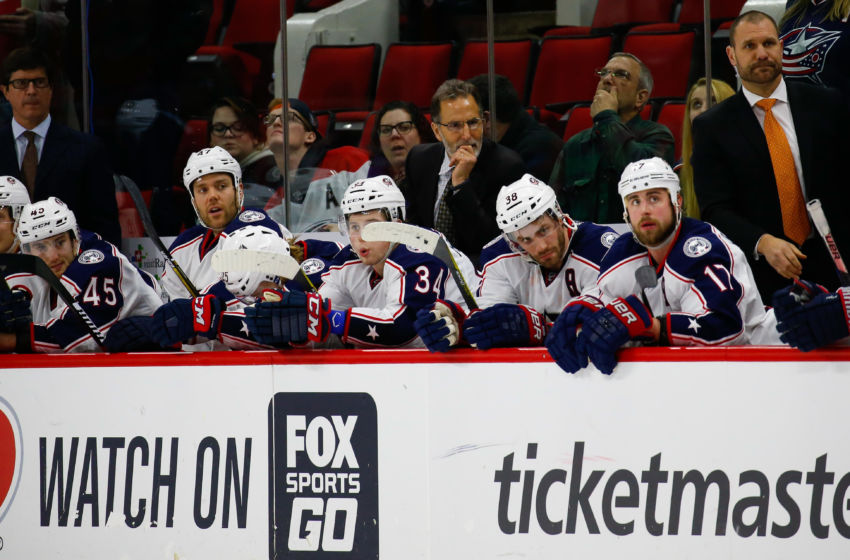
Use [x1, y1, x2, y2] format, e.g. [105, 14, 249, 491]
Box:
[0, 197, 162, 353]
[0, 176, 29, 255]
[245, 175, 478, 348]
[414, 173, 617, 351]
[162, 146, 291, 300]
[546, 157, 781, 375]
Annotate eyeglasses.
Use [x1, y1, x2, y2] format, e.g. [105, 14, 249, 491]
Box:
[263, 111, 309, 128]
[378, 121, 416, 136]
[210, 122, 248, 136]
[594, 68, 631, 80]
[7, 77, 50, 90]
[433, 117, 484, 134]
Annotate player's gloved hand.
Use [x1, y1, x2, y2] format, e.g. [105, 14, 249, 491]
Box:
[245, 291, 331, 345]
[576, 295, 653, 375]
[544, 296, 602, 374]
[413, 300, 467, 352]
[464, 303, 548, 350]
[151, 294, 223, 347]
[771, 279, 827, 321]
[104, 316, 165, 352]
[774, 286, 850, 351]
[0, 288, 32, 333]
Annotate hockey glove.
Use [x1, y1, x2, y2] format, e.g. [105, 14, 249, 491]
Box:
[0, 288, 32, 333]
[104, 316, 165, 352]
[544, 296, 602, 374]
[774, 287, 850, 352]
[464, 303, 548, 350]
[151, 294, 223, 347]
[576, 295, 653, 375]
[244, 291, 332, 346]
[413, 300, 467, 352]
[771, 279, 826, 320]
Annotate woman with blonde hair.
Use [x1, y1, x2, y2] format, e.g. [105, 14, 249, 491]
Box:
[679, 78, 735, 219]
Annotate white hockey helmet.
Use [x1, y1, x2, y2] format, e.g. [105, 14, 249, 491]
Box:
[496, 174, 575, 256]
[17, 197, 81, 252]
[182, 146, 244, 206]
[0, 176, 30, 222]
[618, 157, 682, 246]
[218, 225, 290, 301]
[338, 175, 406, 231]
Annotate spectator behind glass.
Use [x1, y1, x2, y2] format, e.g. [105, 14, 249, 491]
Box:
[356, 100, 433, 193]
[679, 78, 735, 219]
[780, 0, 850, 102]
[208, 96, 280, 209]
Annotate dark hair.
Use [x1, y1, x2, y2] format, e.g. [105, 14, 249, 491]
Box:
[729, 10, 779, 46]
[367, 100, 434, 159]
[1, 47, 56, 86]
[466, 74, 521, 124]
[207, 96, 264, 143]
[429, 79, 482, 122]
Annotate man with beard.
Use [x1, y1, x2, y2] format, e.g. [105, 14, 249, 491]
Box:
[545, 158, 781, 375]
[548, 52, 675, 224]
[692, 10, 850, 302]
[405, 79, 524, 263]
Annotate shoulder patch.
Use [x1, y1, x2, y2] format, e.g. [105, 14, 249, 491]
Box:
[301, 257, 325, 275]
[601, 231, 618, 248]
[238, 210, 265, 223]
[78, 249, 105, 264]
[683, 236, 712, 258]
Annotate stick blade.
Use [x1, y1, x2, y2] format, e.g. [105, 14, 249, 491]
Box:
[361, 222, 441, 254]
[212, 250, 302, 280]
[635, 265, 658, 290]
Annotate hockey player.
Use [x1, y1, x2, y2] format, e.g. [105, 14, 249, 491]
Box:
[546, 157, 781, 375]
[162, 146, 291, 300]
[0, 197, 162, 353]
[414, 174, 617, 351]
[772, 281, 850, 351]
[0, 176, 29, 254]
[244, 175, 477, 348]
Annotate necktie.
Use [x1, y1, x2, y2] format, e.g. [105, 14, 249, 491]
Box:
[434, 185, 455, 243]
[755, 98, 810, 245]
[21, 131, 38, 197]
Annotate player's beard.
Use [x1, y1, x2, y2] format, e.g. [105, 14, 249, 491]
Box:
[633, 216, 676, 248]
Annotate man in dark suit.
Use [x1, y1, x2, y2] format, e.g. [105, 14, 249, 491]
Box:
[0, 47, 119, 244]
[405, 79, 524, 263]
[692, 10, 850, 302]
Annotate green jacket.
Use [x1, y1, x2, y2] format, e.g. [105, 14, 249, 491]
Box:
[549, 109, 675, 224]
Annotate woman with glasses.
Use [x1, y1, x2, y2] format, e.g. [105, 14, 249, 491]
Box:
[355, 100, 434, 193]
[208, 97, 280, 209]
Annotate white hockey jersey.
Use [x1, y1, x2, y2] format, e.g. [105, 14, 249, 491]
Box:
[591, 218, 782, 345]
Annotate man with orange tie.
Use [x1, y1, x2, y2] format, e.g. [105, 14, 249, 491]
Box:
[692, 10, 850, 302]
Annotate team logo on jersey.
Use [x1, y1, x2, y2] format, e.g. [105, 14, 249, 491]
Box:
[0, 397, 23, 524]
[781, 23, 841, 84]
[78, 249, 105, 264]
[600, 231, 618, 248]
[238, 210, 265, 223]
[683, 236, 712, 258]
[301, 257, 326, 275]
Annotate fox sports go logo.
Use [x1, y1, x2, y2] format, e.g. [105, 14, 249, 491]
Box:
[0, 397, 23, 525]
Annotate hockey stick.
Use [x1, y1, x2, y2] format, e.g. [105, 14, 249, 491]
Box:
[806, 199, 850, 286]
[635, 265, 657, 315]
[211, 249, 317, 291]
[361, 222, 478, 309]
[117, 175, 200, 297]
[0, 254, 107, 349]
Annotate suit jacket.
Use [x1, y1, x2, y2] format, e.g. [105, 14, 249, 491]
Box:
[405, 139, 524, 262]
[0, 120, 120, 244]
[692, 82, 850, 301]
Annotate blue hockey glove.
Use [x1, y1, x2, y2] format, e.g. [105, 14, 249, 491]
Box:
[413, 300, 467, 352]
[774, 287, 850, 351]
[104, 316, 164, 352]
[464, 303, 548, 350]
[544, 296, 602, 374]
[0, 288, 32, 333]
[772, 279, 826, 321]
[576, 295, 653, 375]
[151, 294, 223, 347]
[245, 291, 332, 345]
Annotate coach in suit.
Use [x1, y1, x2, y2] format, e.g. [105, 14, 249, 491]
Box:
[692, 11, 850, 302]
[405, 79, 524, 263]
[0, 47, 119, 244]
